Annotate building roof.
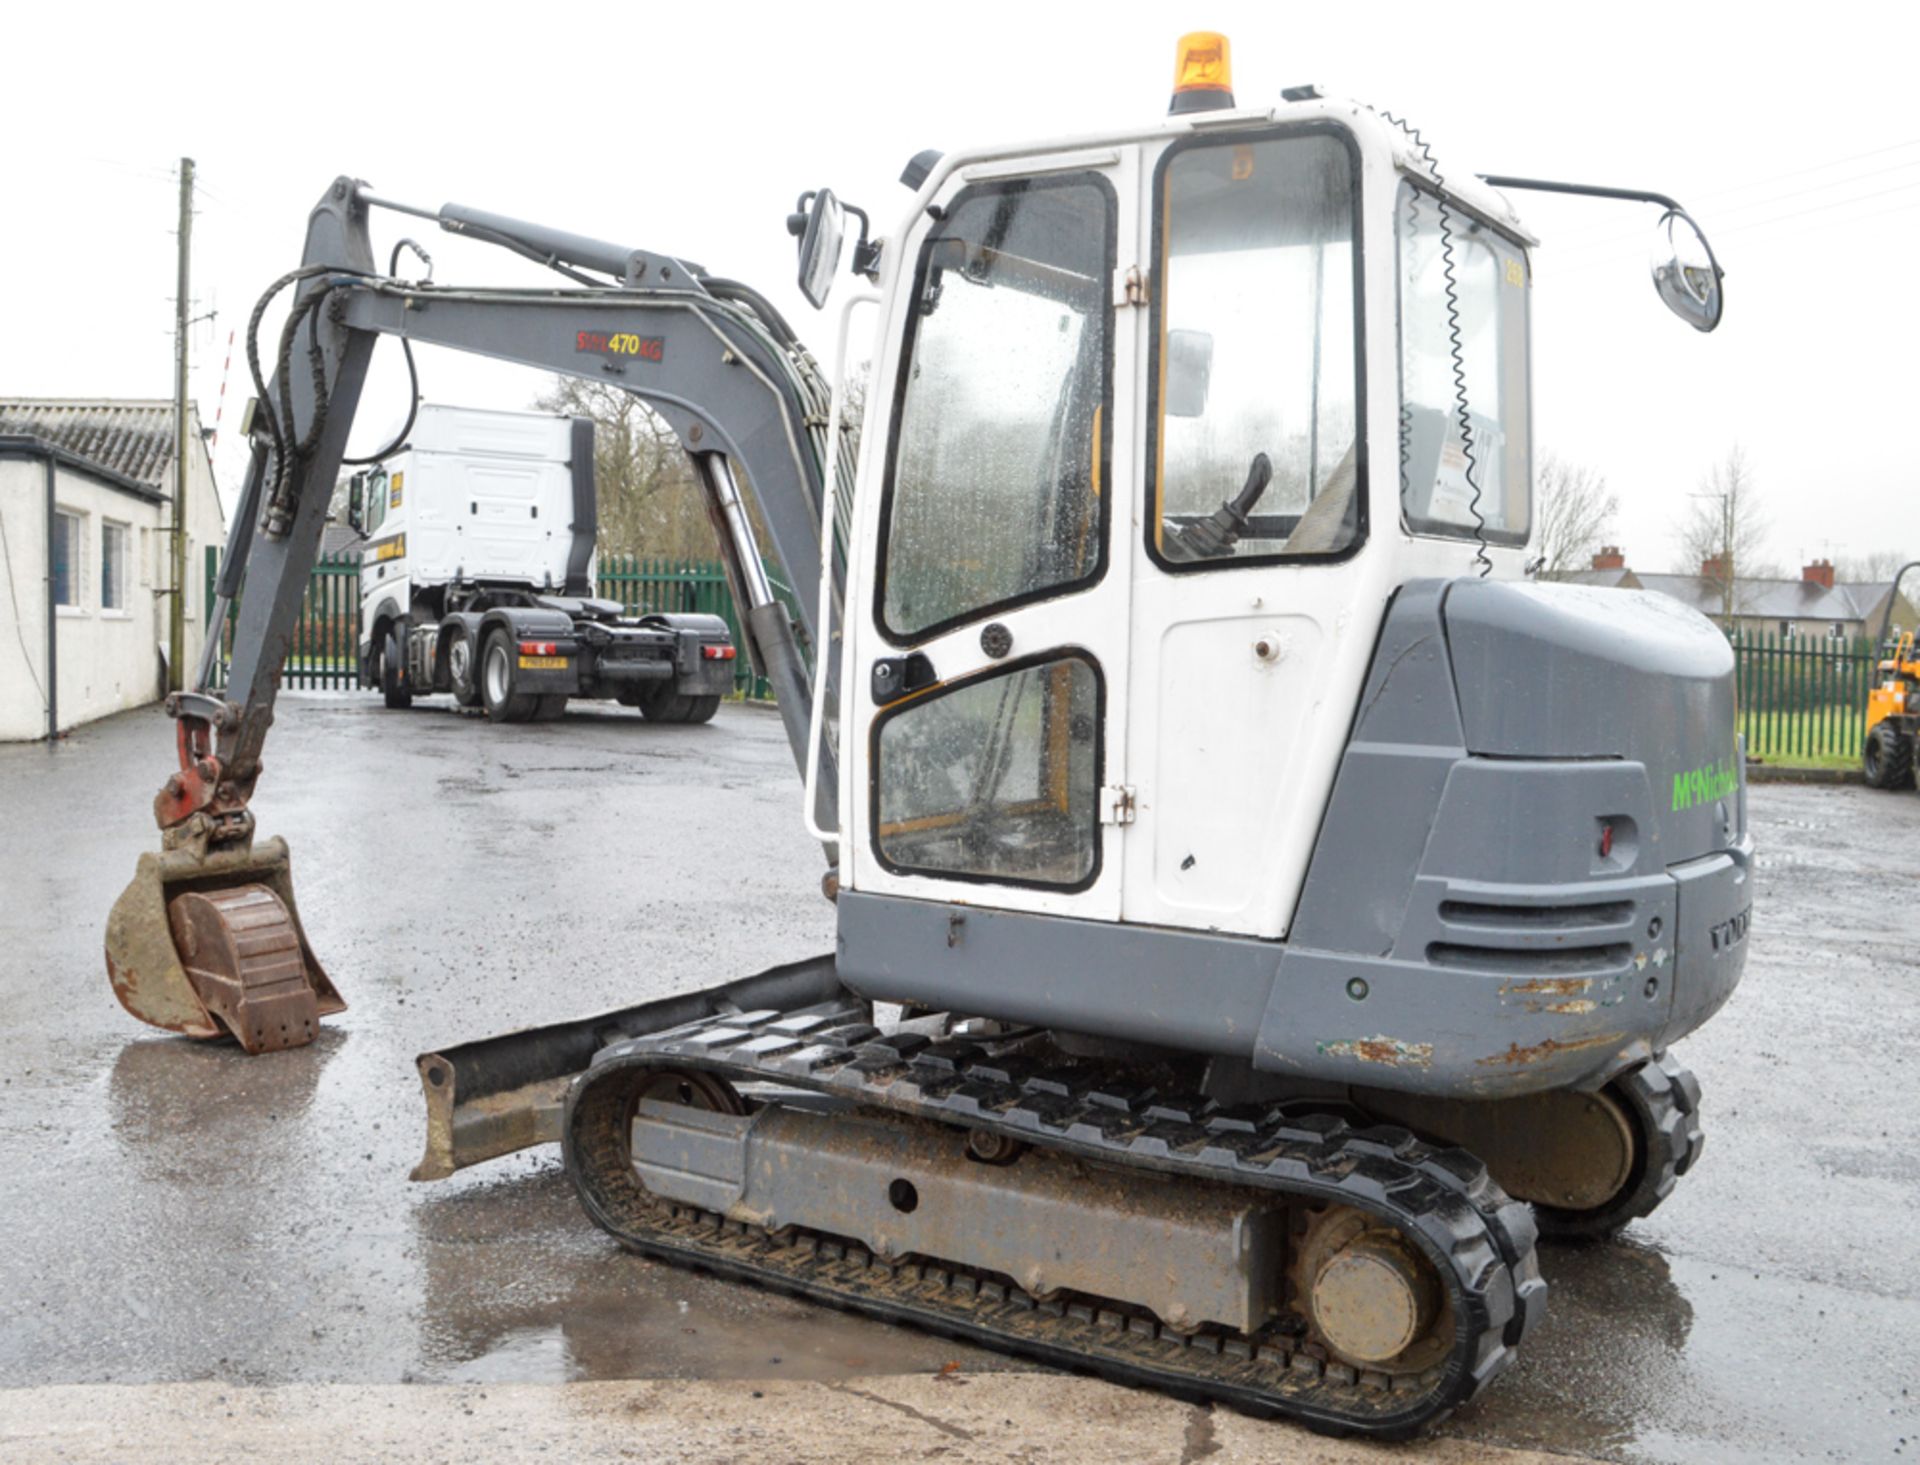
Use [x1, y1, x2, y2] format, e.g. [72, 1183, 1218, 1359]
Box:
[0, 434, 166, 505]
[1633, 573, 1886, 624]
[0, 399, 188, 492]
[1552, 568, 1641, 590]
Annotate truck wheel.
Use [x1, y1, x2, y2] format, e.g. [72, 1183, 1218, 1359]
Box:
[380, 629, 413, 710]
[681, 694, 721, 725]
[636, 687, 691, 723]
[481, 629, 539, 724]
[448, 628, 481, 708]
[1863, 723, 1913, 789]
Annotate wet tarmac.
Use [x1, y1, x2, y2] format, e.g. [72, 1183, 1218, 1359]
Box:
[3, 696, 1917, 1463]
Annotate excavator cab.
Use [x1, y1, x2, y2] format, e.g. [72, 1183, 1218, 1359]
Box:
[836, 101, 1538, 949]
[102, 33, 1747, 1438]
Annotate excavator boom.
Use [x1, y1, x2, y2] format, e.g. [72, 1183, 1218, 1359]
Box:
[106, 177, 847, 1050]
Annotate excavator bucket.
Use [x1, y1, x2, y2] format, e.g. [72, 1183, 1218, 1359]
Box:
[103, 836, 344, 1054]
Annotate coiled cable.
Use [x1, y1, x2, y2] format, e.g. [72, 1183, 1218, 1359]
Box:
[1378, 112, 1494, 578]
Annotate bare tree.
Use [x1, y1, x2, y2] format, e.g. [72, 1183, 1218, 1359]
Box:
[1833, 548, 1913, 586]
[1533, 451, 1619, 575]
[531, 377, 716, 559]
[1673, 445, 1768, 626]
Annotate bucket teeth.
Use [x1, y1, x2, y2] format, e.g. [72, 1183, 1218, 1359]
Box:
[103, 835, 344, 1052]
[167, 886, 320, 1054]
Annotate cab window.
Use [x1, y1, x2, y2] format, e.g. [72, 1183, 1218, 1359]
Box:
[1397, 183, 1531, 543]
[878, 174, 1115, 643]
[1149, 130, 1364, 569]
[873, 653, 1101, 889]
[365, 468, 388, 534]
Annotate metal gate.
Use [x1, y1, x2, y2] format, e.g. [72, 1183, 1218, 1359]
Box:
[202, 545, 360, 691]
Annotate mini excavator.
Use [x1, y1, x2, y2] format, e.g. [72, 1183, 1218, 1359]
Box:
[104, 35, 1746, 1436]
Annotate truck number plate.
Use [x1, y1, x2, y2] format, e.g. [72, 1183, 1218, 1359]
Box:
[518, 655, 569, 670]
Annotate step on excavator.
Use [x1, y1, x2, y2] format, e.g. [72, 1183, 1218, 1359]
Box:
[103, 35, 1750, 1435]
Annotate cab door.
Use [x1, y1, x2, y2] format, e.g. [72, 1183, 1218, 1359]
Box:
[844, 151, 1138, 920]
[1123, 126, 1373, 939]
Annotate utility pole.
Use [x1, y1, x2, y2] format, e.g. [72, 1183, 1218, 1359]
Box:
[170, 157, 194, 693]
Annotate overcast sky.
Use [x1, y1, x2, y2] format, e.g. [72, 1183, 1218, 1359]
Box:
[2, 0, 1910, 579]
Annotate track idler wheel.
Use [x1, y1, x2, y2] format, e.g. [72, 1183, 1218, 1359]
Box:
[1531, 1054, 1704, 1241]
[103, 836, 344, 1053]
[1293, 1206, 1452, 1376]
[1354, 1050, 1705, 1242]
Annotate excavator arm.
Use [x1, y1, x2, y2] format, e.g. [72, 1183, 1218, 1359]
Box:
[105, 176, 848, 1053]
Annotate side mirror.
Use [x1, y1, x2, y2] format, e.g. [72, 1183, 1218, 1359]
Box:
[1651, 209, 1723, 333]
[1164, 329, 1214, 418]
[796, 189, 846, 309]
[347, 473, 366, 532]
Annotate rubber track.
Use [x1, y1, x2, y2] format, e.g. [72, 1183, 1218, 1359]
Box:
[564, 1004, 1547, 1439]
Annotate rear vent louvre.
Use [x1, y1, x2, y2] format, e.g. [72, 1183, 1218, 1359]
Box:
[1438, 900, 1633, 931]
[1427, 942, 1631, 975]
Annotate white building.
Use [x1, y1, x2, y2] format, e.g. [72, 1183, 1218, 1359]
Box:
[0, 399, 228, 741]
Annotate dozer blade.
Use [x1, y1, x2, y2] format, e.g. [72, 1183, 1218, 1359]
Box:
[103, 836, 344, 1054]
[411, 953, 845, 1181]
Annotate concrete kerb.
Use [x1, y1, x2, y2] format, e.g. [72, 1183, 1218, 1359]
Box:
[0, 1379, 1574, 1465]
[1744, 761, 1865, 785]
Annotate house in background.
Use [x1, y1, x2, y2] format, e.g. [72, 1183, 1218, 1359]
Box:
[0, 399, 227, 741]
[1556, 546, 1918, 641]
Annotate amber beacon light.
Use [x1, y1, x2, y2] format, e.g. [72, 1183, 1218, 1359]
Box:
[1169, 31, 1235, 114]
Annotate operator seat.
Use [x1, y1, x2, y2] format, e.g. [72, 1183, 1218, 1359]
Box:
[1280, 441, 1359, 555]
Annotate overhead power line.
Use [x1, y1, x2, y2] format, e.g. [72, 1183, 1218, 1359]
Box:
[1552, 156, 1920, 260]
[1685, 135, 1920, 205]
[1543, 185, 1920, 281]
[1541, 137, 1920, 256]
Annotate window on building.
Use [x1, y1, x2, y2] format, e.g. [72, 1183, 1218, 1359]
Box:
[52, 511, 83, 607]
[1828, 622, 1848, 641]
[102, 522, 130, 611]
[1779, 620, 1796, 638]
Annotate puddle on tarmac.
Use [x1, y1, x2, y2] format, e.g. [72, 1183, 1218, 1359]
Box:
[437, 1326, 574, 1384]
[418, 1281, 1008, 1386]
[410, 1171, 1015, 1386]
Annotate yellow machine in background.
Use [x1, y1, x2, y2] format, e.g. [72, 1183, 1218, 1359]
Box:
[1863, 562, 1920, 789]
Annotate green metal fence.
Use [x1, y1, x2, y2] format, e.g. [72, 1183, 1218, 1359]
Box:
[203, 545, 795, 700]
[1732, 629, 1877, 765]
[202, 545, 361, 690]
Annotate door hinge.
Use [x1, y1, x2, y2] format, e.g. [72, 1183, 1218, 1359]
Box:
[1099, 784, 1137, 825]
[1117, 266, 1148, 309]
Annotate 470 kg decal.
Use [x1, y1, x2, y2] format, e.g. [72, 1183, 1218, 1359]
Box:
[577, 330, 664, 362]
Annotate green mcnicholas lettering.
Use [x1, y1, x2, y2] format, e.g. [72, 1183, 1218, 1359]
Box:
[1671, 756, 1738, 812]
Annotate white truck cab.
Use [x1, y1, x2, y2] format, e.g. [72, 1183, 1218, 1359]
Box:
[348, 404, 735, 724]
